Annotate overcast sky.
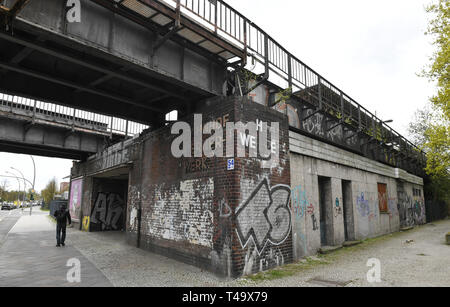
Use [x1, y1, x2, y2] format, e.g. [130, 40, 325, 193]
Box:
[0, 0, 435, 193]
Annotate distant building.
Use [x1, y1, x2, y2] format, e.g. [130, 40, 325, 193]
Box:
[60, 182, 69, 193]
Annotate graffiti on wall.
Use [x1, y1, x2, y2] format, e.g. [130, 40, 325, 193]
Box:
[334, 197, 342, 217]
[90, 192, 125, 230]
[291, 185, 318, 232]
[302, 109, 342, 143]
[211, 198, 233, 277]
[357, 192, 370, 217]
[398, 192, 426, 227]
[388, 198, 398, 219]
[149, 178, 214, 248]
[291, 185, 308, 218]
[236, 178, 291, 255]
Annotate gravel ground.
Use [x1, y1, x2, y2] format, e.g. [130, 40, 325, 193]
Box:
[67, 219, 450, 287]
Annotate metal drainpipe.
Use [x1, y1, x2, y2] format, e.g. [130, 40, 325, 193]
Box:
[136, 139, 144, 249]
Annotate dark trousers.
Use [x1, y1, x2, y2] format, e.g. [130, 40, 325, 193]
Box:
[56, 224, 66, 245]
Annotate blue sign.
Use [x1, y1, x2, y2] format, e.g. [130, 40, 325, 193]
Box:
[227, 159, 235, 171]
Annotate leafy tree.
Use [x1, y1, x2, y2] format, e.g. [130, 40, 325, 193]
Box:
[423, 0, 449, 119]
[410, 0, 450, 216]
[41, 178, 58, 205]
[420, 0, 450, 177]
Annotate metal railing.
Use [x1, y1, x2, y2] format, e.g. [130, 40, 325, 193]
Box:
[0, 93, 149, 137]
[159, 0, 424, 166]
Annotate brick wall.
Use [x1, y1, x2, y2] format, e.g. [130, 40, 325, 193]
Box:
[124, 96, 292, 277]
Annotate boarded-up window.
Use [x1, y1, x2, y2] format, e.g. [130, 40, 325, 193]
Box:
[377, 183, 388, 213]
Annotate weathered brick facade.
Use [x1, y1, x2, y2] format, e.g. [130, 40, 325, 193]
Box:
[123, 96, 292, 277]
[70, 96, 425, 278]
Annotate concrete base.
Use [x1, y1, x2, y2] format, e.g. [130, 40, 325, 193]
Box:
[400, 226, 414, 232]
[343, 241, 362, 247]
[319, 245, 343, 254]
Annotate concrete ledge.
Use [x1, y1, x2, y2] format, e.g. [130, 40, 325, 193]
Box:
[400, 226, 414, 232]
[319, 245, 343, 254]
[343, 241, 362, 247]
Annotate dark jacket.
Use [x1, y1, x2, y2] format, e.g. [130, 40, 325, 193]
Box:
[54, 208, 71, 226]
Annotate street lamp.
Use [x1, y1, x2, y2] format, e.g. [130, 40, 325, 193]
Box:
[10, 167, 28, 212]
[6, 171, 23, 210]
[30, 156, 36, 216]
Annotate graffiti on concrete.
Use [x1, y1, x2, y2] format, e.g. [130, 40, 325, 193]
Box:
[291, 185, 308, 218]
[388, 198, 398, 219]
[398, 192, 426, 227]
[311, 214, 319, 231]
[357, 192, 370, 217]
[90, 192, 125, 230]
[302, 109, 344, 143]
[334, 197, 342, 217]
[236, 178, 291, 255]
[302, 109, 325, 136]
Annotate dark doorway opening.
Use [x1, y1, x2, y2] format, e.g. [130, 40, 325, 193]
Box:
[90, 177, 129, 232]
[342, 180, 355, 241]
[318, 176, 332, 246]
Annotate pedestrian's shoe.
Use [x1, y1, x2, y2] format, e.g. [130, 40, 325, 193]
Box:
[61, 243, 65, 247]
[56, 244, 61, 247]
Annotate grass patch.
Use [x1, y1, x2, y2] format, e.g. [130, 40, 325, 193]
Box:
[243, 230, 413, 283]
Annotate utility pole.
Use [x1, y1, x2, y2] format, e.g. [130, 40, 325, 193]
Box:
[30, 156, 36, 216]
[6, 171, 22, 211]
[11, 167, 29, 214]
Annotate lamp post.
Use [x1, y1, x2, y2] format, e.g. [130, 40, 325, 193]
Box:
[6, 171, 23, 210]
[30, 156, 36, 216]
[11, 167, 29, 214]
[11, 162, 35, 216]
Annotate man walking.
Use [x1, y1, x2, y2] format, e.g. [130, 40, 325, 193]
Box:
[54, 204, 71, 247]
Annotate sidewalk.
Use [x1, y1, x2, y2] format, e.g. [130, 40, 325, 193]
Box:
[0, 210, 112, 287]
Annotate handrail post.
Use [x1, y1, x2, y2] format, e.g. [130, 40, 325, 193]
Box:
[214, 1, 218, 34]
[110, 117, 113, 138]
[32, 99, 37, 124]
[318, 76, 322, 110]
[287, 54, 292, 89]
[71, 108, 76, 131]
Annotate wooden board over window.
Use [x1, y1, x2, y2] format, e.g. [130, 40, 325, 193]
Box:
[377, 183, 388, 213]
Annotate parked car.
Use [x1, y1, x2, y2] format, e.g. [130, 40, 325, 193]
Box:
[1, 203, 13, 210]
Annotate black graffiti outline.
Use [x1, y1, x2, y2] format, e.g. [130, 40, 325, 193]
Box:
[90, 192, 125, 230]
[236, 178, 291, 255]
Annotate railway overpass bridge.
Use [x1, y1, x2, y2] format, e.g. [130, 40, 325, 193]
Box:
[0, 93, 147, 159]
[0, 0, 425, 176]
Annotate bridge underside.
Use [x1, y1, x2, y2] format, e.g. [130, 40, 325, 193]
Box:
[0, 109, 109, 160]
[0, 0, 239, 127]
